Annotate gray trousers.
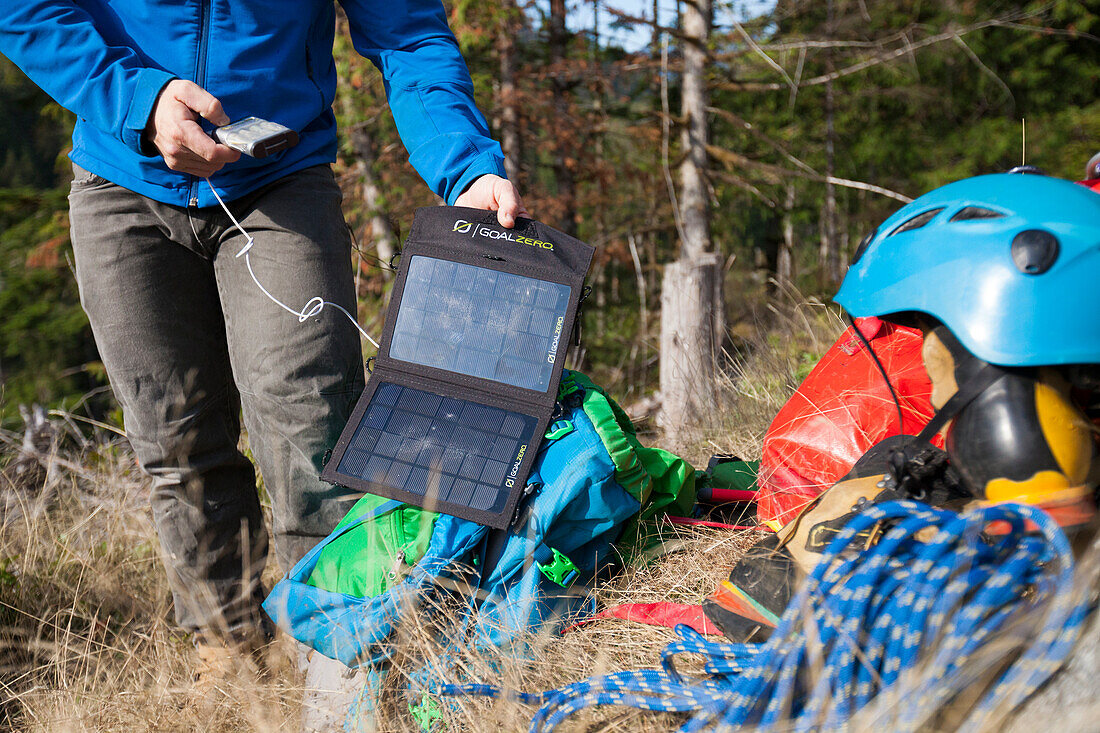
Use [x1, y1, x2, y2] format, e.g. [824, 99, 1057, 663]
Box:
[68, 163, 365, 639]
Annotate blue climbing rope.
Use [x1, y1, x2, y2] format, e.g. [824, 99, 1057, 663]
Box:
[435, 500, 1091, 731]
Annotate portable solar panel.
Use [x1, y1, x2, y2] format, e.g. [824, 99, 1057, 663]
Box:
[322, 207, 595, 529]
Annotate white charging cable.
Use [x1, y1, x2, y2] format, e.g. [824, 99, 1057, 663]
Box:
[205, 178, 379, 349]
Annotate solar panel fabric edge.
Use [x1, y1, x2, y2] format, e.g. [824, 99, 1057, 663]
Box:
[407, 206, 596, 282]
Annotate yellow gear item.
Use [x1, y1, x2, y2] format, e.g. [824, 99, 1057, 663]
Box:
[921, 325, 1097, 528]
[1033, 369, 1093, 486]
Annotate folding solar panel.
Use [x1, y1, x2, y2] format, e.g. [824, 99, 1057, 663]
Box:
[323, 207, 594, 528]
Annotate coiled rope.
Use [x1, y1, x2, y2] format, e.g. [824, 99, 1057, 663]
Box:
[437, 500, 1092, 731]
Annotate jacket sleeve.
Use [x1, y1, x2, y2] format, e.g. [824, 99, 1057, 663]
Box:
[0, 2, 175, 155]
[338, 0, 507, 204]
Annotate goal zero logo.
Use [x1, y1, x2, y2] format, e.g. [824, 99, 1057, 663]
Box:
[505, 443, 527, 488]
[547, 316, 564, 363]
[451, 218, 554, 251]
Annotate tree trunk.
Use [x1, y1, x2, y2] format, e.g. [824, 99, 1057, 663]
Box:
[595, 264, 607, 338]
[678, 0, 711, 263]
[549, 0, 577, 237]
[591, 0, 609, 335]
[658, 0, 720, 441]
[819, 0, 841, 287]
[348, 126, 396, 281]
[778, 182, 795, 292]
[646, 230, 658, 293]
[652, 0, 660, 54]
[659, 254, 721, 438]
[497, 1, 521, 183]
[590, 0, 600, 57]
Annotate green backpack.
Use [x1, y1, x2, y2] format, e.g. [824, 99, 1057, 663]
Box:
[264, 371, 696, 667]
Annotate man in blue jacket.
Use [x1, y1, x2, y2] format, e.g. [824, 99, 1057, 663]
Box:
[0, 0, 526, 674]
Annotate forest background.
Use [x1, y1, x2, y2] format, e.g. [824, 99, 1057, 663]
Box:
[0, 0, 1097, 432]
[0, 1, 1098, 729]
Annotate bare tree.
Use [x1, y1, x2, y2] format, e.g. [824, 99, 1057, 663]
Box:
[678, 0, 710, 264]
[778, 182, 795, 290]
[549, 0, 578, 237]
[497, 0, 522, 183]
[658, 0, 723, 441]
[819, 0, 842, 287]
[346, 123, 397, 281]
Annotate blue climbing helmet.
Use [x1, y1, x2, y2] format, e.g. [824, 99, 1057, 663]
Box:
[835, 172, 1100, 367]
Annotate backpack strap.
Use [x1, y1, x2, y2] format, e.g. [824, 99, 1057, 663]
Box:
[561, 371, 651, 502]
[558, 370, 698, 548]
[534, 544, 580, 588]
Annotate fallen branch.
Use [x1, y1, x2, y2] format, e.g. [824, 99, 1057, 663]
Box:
[715, 14, 1037, 91]
[707, 145, 913, 203]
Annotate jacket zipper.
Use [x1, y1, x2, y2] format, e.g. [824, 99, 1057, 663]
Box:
[189, 0, 212, 207]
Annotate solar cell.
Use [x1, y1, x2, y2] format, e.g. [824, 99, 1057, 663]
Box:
[335, 382, 538, 517]
[390, 256, 570, 392]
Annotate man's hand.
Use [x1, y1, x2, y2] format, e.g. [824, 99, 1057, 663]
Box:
[144, 79, 241, 177]
[454, 174, 530, 228]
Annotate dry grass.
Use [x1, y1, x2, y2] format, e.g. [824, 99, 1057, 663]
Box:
[667, 293, 846, 465]
[0, 431, 766, 732]
[363, 523, 761, 732]
[0, 307, 835, 732]
[0, 428, 306, 732]
[3, 304, 1098, 731]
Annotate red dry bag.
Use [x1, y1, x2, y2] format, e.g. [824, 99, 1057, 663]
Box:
[757, 317, 939, 528]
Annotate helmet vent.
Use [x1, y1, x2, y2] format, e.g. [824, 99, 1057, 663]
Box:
[889, 207, 944, 236]
[1006, 165, 1047, 176]
[851, 228, 877, 264]
[950, 206, 1005, 222]
[1011, 229, 1060, 275]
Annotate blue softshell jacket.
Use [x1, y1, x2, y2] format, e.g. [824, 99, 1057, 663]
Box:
[0, 0, 506, 208]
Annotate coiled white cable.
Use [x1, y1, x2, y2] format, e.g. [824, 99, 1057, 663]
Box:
[205, 178, 379, 349]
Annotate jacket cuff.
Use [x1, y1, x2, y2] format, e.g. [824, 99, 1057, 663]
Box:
[121, 68, 176, 156]
[447, 151, 508, 205]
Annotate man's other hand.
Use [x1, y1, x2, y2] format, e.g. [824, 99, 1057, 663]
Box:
[145, 80, 241, 177]
[454, 174, 530, 228]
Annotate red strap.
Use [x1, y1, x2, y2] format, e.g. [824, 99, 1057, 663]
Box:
[563, 602, 723, 636]
[664, 516, 773, 531]
[703, 488, 758, 503]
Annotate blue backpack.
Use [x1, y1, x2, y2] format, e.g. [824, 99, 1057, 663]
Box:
[263, 371, 695, 668]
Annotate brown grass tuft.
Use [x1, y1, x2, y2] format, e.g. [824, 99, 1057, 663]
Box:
[0, 308, 835, 731]
[0, 430, 772, 731]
